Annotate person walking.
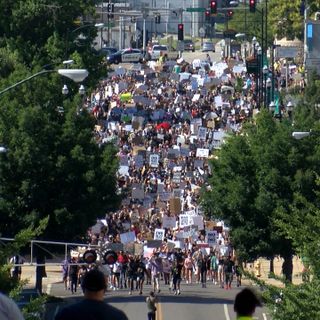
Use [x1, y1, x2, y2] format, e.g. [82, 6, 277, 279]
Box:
[146, 291, 157, 320]
[55, 269, 128, 320]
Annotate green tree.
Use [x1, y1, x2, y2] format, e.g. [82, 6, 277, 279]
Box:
[202, 109, 313, 279]
[0, 70, 120, 240]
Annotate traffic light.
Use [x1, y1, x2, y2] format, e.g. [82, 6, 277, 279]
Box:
[249, 0, 256, 13]
[178, 23, 184, 41]
[107, 3, 114, 18]
[205, 9, 210, 22]
[210, 0, 217, 14]
[155, 14, 161, 24]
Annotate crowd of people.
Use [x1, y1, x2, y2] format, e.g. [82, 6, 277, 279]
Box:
[60, 50, 261, 297]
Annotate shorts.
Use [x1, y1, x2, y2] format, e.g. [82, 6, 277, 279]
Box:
[218, 265, 224, 273]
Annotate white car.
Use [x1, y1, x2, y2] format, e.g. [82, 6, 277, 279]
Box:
[202, 42, 215, 52]
[107, 48, 143, 64]
[150, 45, 169, 60]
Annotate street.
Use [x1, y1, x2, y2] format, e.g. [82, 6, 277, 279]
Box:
[48, 280, 269, 320]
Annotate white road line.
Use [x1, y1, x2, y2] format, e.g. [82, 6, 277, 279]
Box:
[46, 283, 52, 295]
[224, 304, 231, 320]
[262, 313, 268, 320]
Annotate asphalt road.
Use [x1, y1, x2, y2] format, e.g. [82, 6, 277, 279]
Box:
[48, 280, 269, 320]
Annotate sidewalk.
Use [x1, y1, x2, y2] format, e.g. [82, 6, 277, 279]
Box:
[21, 264, 62, 293]
[243, 256, 303, 287]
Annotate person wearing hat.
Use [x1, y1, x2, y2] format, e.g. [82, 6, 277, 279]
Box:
[55, 269, 128, 320]
[234, 288, 261, 320]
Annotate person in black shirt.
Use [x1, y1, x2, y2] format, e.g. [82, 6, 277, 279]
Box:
[55, 269, 128, 320]
[224, 255, 235, 289]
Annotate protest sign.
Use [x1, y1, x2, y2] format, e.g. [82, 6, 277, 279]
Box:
[185, 209, 197, 216]
[196, 148, 209, 158]
[172, 172, 181, 184]
[179, 214, 192, 228]
[198, 127, 207, 140]
[194, 159, 204, 168]
[120, 231, 136, 244]
[207, 231, 218, 246]
[162, 216, 177, 229]
[170, 198, 181, 214]
[192, 216, 204, 230]
[124, 243, 135, 254]
[147, 240, 163, 248]
[107, 243, 124, 252]
[149, 154, 160, 168]
[134, 243, 144, 256]
[154, 228, 165, 241]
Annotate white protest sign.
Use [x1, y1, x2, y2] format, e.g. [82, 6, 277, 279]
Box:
[179, 214, 193, 228]
[162, 216, 177, 229]
[197, 127, 207, 140]
[185, 209, 197, 216]
[192, 216, 204, 230]
[207, 231, 218, 246]
[196, 148, 209, 158]
[118, 165, 129, 176]
[154, 228, 165, 241]
[120, 231, 136, 244]
[149, 154, 160, 168]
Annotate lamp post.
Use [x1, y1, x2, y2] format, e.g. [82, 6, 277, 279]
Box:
[262, 65, 268, 107]
[266, 77, 272, 107]
[257, 45, 262, 108]
[286, 101, 294, 119]
[0, 68, 89, 96]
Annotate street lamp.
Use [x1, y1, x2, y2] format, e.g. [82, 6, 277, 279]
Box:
[286, 101, 294, 119]
[0, 146, 7, 153]
[0, 68, 89, 96]
[292, 131, 312, 139]
[269, 101, 275, 113]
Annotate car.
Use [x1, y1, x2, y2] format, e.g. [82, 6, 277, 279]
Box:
[150, 45, 169, 60]
[202, 41, 215, 52]
[99, 47, 118, 57]
[106, 48, 143, 64]
[184, 39, 195, 52]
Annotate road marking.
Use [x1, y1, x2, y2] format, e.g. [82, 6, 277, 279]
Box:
[157, 298, 163, 320]
[224, 304, 230, 320]
[262, 313, 267, 320]
[46, 283, 52, 295]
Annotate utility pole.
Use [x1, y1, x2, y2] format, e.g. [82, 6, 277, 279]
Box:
[142, 9, 148, 53]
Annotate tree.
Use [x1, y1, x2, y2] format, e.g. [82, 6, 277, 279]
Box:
[202, 109, 313, 280]
[0, 70, 120, 240]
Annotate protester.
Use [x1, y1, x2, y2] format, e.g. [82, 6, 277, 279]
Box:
[55, 269, 128, 320]
[0, 292, 24, 320]
[234, 288, 261, 319]
[146, 291, 157, 320]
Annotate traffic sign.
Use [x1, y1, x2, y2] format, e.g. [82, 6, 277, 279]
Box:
[199, 27, 205, 38]
[186, 7, 206, 12]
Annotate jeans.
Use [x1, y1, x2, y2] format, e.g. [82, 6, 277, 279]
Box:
[147, 311, 156, 320]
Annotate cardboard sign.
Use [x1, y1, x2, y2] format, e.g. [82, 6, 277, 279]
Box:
[120, 231, 136, 244]
[154, 228, 165, 241]
[149, 154, 160, 168]
[185, 209, 196, 216]
[134, 243, 144, 256]
[162, 216, 177, 229]
[170, 198, 181, 214]
[196, 148, 209, 158]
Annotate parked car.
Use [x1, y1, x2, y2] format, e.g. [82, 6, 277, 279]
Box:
[202, 41, 215, 52]
[184, 39, 195, 52]
[106, 48, 143, 64]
